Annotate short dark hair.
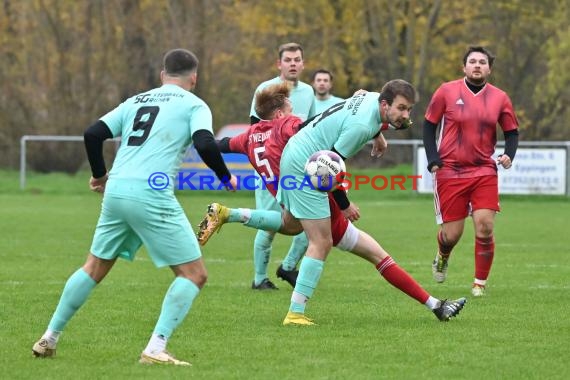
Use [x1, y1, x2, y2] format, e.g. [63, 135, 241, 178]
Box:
[163, 49, 199, 76]
[379, 79, 416, 105]
[278, 42, 303, 60]
[311, 69, 333, 82]
[254, 82, 291, 120]
[463, 46, 495, 67]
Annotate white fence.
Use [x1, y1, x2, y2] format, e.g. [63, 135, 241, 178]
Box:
[19, 135, 570, 196]
[19, 135, 120, 190]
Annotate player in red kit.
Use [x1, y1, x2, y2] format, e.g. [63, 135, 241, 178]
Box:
[423, 45, 519, 296]
[217, 82, 354, 250]
[198, 82, 467, 323]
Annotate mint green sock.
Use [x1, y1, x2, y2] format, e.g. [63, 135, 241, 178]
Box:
[282, 232, 308, 270]
[154, 277, 200, 338]
[290, 256, 324, 313]
[253, 230, 274, 285]
[228, 209, 244, 223]
[244, 210, 282, 231]
[47, 268, 97, 332]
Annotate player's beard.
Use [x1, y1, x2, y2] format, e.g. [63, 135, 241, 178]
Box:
[389, 118, 404, 129]
[384, 107, 402, 129]
[466, 73, 486, 86]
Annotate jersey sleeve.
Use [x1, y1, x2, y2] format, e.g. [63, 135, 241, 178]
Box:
[99, 102, 126, 137]
[189, 102, 214, 135]
[498, 94, 519, 132]
[228, 132, 249, 155]
[424, 85, 446, 124]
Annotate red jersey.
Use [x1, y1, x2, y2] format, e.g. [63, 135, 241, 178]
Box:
[425, 78, 518, 178]
[229, 114, 349, 246]
[229, 115, 302, 196]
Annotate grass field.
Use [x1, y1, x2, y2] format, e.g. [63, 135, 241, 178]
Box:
[1, 167, 569, 379]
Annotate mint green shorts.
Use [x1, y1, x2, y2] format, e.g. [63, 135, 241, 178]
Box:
[276, 148, 330, 220]
[90, 196, 201, 267]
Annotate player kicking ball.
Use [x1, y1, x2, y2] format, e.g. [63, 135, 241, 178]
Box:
[198, 82, 466, 325]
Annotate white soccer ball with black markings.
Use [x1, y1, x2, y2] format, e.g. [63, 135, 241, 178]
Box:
[304, 150, 346, 192]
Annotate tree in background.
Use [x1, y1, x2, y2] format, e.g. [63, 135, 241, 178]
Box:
[0, 0, 567, 171]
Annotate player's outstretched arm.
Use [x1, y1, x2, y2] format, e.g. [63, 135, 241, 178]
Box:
[217, 137, 234, 153]
[193, 129, 233, 186]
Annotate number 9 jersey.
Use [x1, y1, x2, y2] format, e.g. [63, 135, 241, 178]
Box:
[100, 83, 214, 201]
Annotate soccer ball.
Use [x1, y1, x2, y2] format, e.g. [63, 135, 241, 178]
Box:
[304, 150, 346, 191]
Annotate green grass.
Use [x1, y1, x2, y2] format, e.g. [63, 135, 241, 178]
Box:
[1, 168, 569, 379]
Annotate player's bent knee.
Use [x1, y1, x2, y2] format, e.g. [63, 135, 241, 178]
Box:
[190, 272, 207, 288]
[441, 229, 462, 245]
[475, 220, 494, 236]
[279, 223, 303, 235]
[311, 236, 333, 252]
[83, 253, 116, 283]
[178, 270, 207, 288]
[171, 260, 208, 288]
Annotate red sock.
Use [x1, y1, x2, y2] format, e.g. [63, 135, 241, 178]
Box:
[474, 236, 495, 281]
[376, 256, 430, 304]
[437, 230, 454, 258]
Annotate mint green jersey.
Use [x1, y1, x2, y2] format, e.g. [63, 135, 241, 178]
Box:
[314, 95, 345, 114]
[277, 92, 382, 219]
[100, 84, 213, 202]
[286, 91, 381, 163]
[249, 77, 316, 121]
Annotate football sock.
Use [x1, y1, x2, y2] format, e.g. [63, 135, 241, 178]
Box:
[40, 330, 60, 348]
[474, 235, 495, 281]
[376, 256, 430, 304]
[253, 230, 274, 285]
[437, 230, 455, 258]
[281, 232, 308, 271]
[473, 279, 487, 287]
[290, 256, 324, 313]
[425, 296, 441, 310]
[144, 333, 167, 355]
[243, 210, 283, 231]
[154, 277, 200, 338]
[228, 208, 250, 223]
[47, 268, 97, 332]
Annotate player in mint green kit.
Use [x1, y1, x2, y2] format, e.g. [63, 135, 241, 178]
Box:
[312, 69, 345, 114]
[278, 79, 417, 325]
[248, 42, 316, 290]
[32, 49, 237, 365]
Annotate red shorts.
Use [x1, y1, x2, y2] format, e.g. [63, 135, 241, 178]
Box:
[433, 175, 499, 224]
[328, 194, 349, 246]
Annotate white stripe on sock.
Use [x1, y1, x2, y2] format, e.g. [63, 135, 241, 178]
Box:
[291, 291, 308, 304]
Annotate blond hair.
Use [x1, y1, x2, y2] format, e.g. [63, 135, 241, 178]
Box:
[254, 82, 292, 120]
